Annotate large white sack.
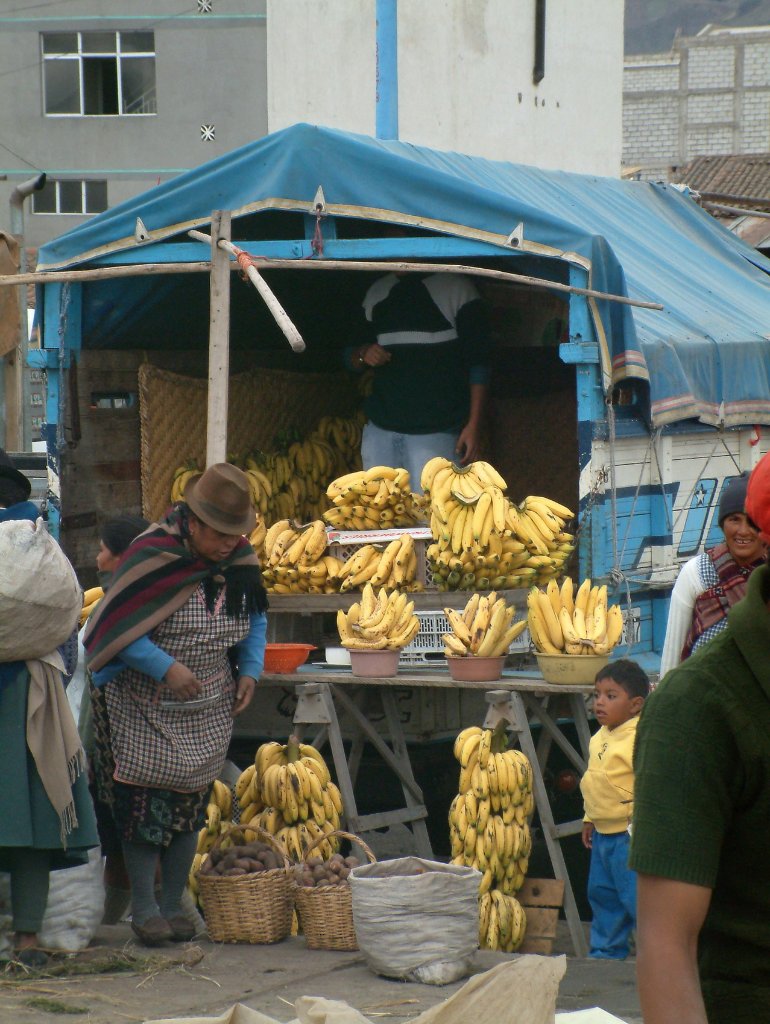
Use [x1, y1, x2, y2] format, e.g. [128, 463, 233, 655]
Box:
[0, 517, 81, 660]
[349, 857, 481, 985]
[0, 847, 104, 955]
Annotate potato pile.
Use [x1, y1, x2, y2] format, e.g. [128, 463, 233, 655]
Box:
[199, 840, 283, 877]
[295, 852, 360, 887]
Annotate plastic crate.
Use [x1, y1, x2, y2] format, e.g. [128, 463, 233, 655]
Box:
[328, 528, 432, 589]
[400, 611, 451, 665]
[399, 612, 532, 666]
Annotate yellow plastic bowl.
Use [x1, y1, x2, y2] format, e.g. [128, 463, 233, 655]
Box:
[535, 652, 609, 685]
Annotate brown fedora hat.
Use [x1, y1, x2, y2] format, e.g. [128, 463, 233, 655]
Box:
[183, 463, 255, 535]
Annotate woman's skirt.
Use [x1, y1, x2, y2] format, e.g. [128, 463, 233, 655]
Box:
[0, 662, 98, 870]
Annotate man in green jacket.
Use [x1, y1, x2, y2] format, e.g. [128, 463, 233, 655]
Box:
[630, 450, 770, 1023]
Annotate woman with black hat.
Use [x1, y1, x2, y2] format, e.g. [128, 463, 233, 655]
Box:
[0, 449, 37, 523]
[659, 473, 766, 678]
[83, 464, 268, 946]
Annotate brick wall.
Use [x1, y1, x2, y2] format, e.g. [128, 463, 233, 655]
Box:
[623, 28, 770, 178]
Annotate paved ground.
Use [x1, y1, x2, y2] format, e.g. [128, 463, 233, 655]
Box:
[0, 919, 641, 1024]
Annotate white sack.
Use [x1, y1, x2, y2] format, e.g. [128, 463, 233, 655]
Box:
[0, 847, 104, 954]
[39, 847, 105, 950]
[349, 856, 480, 985]
[143, 955, 567, 1024]
[0, 517, 81, 660]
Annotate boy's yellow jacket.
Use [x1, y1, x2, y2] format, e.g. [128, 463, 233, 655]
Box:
[580, 716, 638, 834]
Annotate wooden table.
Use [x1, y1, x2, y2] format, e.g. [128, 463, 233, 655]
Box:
[259, 667, 593, 957]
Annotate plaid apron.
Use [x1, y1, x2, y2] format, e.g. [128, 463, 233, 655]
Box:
[105, 583, 249, 792]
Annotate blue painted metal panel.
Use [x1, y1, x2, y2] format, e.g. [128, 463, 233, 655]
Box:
[375, 0, 399, 140]
[677, 478, 717, 556]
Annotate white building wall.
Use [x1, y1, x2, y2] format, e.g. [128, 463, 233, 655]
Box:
[268, 0, 624, 177]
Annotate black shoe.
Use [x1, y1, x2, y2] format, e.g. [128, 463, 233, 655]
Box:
[13, 948, 49, 969]
[131, 916, 173, 946]
[165, 915, 196, 942]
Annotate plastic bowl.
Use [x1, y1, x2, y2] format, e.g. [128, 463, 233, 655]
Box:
[446, 655, 506, 682]
[325, 645, 352, 667]
[263, 643, 316, 674]
[535, 652, 609, 685]
[349, 649, 400, 678]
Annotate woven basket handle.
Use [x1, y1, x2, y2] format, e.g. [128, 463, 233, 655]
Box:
[203, 822, 291, 871]
[302, 828, 377, 865]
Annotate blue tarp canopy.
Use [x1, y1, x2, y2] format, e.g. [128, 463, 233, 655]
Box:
[38, 123, 770, 429]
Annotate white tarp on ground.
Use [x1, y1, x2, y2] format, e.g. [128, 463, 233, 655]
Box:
[142, 954, 627, 1024]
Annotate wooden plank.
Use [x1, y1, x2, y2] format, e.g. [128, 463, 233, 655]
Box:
[518, 877, 565, 907]
[518, 936, 557, 955]
[206, 210, 231, 466]
[258, 671, 594, 695]
[520, 906, 559, 939]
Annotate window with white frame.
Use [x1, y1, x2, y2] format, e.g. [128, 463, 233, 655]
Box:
[42, 31, 156, 115]
[32, 179, 108, 215]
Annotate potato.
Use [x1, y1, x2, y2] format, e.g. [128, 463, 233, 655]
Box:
[225, 867, 247, 876]
[344, 856, 359, 869]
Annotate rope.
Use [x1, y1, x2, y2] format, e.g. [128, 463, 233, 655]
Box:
[606, 398, 637, 652]
[310, 211, 325, 258]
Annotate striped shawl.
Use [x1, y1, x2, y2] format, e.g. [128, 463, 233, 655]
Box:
[83, 506, 266, 673]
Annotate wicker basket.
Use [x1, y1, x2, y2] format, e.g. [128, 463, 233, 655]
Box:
[197, 825, 293, 944]
[293, 830, 377, 951]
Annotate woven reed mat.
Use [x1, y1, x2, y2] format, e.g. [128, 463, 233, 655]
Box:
[139, 363, 361, 522]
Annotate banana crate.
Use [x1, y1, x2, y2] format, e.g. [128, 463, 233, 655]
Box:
[399, 610, 532, 665]
[327, 527, 433, 590]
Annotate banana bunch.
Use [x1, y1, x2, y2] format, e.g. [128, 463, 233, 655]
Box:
[242, 457, 274, 518]
[422, 457, 576, 592]
[336, 583, 421, 650]
[250, 413, 365, 525]
[479, 889, 527, 952]
[169, 460, 201, 503]
[528, 577, 624, 655]
[323, 466, 427, 531]
[448, 724, 534, 907]
[248, 514, 267, 560]
[260, 519, 342, 595]
[510, 496, 576, 586]
[233, 737, 343, 863]
[442, 592, 528, 659]
[80, 586, 104, 627]
[314, 414, 365, 480]
[336, 534, 422, 592]
[188, 778, 238, 908]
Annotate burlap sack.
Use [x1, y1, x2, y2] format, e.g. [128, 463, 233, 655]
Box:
[0, 517, 81, 660]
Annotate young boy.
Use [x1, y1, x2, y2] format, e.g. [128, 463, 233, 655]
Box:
[580, 658, 650, 960]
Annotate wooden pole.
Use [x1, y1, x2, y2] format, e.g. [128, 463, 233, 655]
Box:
[7, 258, 665, 311]
[206, 211, 231, 467]
[188, 230, 306, 351]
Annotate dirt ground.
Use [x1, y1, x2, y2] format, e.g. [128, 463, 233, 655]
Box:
[0, 919, 642, 1024]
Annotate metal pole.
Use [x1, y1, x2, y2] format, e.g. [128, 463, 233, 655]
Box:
[9, 173, 46, 451]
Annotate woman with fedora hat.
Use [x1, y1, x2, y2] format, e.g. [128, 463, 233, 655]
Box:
[0, 448, 37, 524]
[83, 463, 268, 946]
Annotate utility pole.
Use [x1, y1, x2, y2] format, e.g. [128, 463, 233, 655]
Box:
[8, 172, 46, 450]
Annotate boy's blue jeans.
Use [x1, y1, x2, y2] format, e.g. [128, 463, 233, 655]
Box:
[587, 829, 637, 959]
